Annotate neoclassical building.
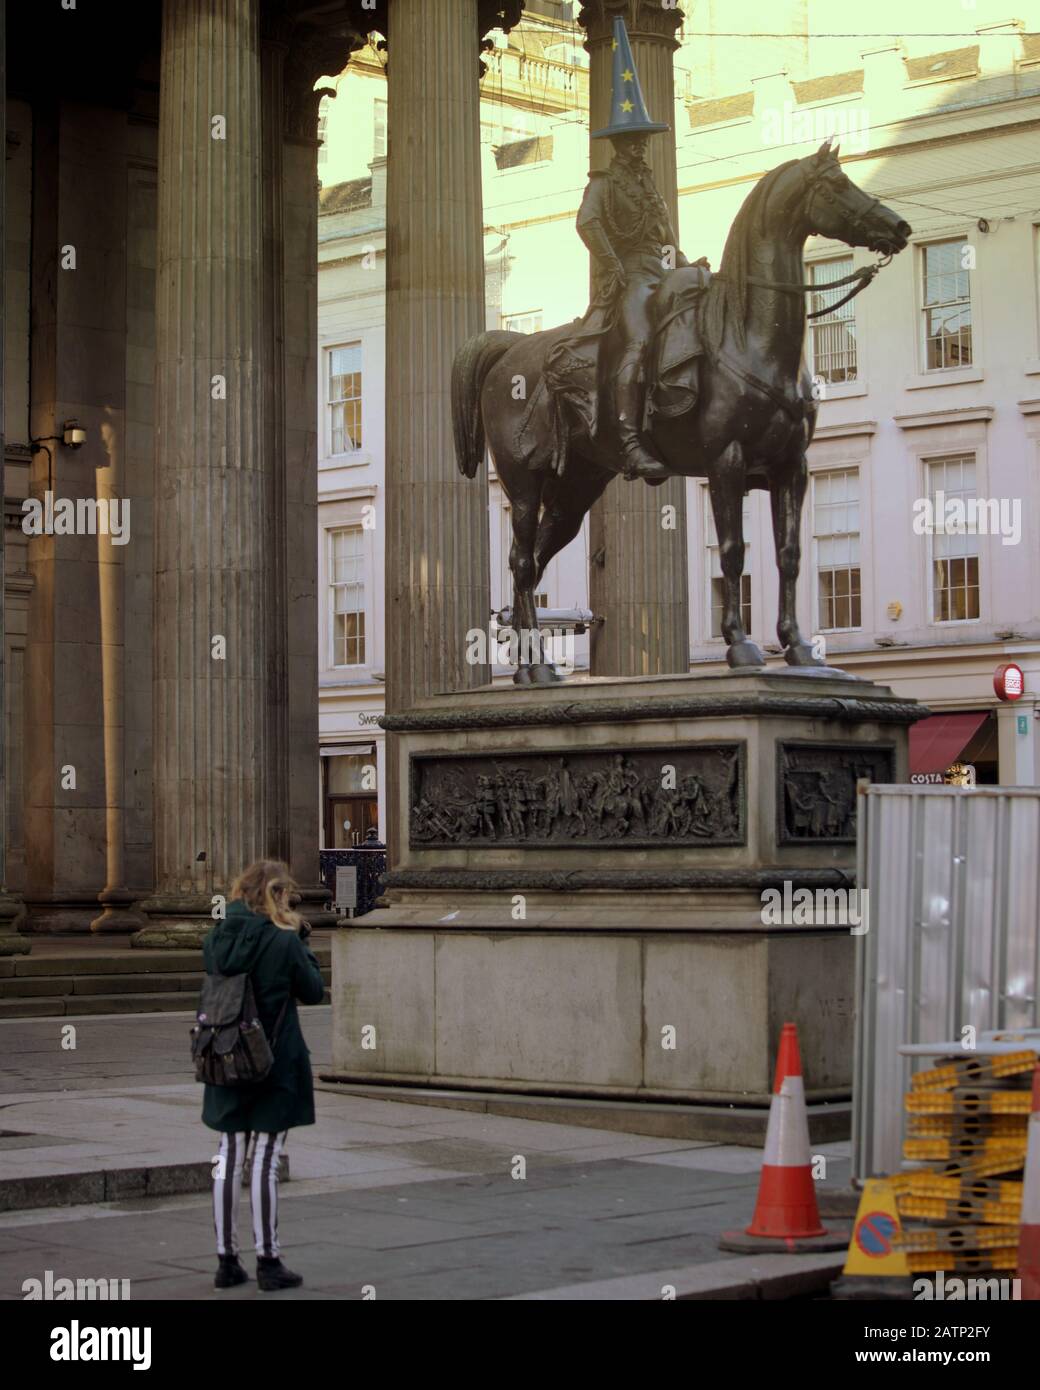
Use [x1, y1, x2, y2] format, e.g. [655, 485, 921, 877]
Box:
[2, 0, 532, 941]
[7, 0, 1040, 946]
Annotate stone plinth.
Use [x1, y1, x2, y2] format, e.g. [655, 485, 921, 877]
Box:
[329, 669, 926, 1124]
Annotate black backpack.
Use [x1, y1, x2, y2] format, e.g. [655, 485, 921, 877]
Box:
[190, 973, 287, 1087]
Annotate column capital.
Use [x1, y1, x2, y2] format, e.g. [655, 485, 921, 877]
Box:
[283, 20, 367, 142]
[579, 1, 684, 49]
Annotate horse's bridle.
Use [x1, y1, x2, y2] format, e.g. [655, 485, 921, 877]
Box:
[729, 161, 894, 316]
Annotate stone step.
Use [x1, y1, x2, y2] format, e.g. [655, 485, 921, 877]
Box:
[0, 1153, 292, 1213]
[0, 979, 332, 1018]
[0, 967, 331, 1000]
[0, 945, 332, 979]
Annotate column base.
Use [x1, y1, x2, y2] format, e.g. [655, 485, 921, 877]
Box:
[132, 895, 214, 950]
[90, 888, 146, 935]
[296, 884, 338, 930]
[0, 891, 30, 955]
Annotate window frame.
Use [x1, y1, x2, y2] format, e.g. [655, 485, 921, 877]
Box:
[326, 343, 363, 457]
[919, 237, 973, 374]
[373, 97, 387, 160]
[327, 524, 367, 668]
[502, 309, 544, 336]
[923, 452, 981, 626]
[811, 466, 862, 634]
[806, 254, 858, 386]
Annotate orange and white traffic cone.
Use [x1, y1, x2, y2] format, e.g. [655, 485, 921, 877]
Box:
[720, 1022, 848, 1252]
[1018, 1064, 1040, 1300]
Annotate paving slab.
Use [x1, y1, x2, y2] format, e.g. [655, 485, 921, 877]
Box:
[0, 1009, 855, 1301]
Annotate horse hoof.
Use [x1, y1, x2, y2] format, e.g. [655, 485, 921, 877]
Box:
[726, 640, 766, 669]
[512, 667, 534, 687]
[784, 642, 825, 667]
[527, 662, 565, 686]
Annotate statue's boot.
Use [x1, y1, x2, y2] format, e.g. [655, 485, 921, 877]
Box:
[616, 361, 669, 482]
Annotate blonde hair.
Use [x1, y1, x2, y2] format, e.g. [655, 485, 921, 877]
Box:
[230, 859, 304, 931]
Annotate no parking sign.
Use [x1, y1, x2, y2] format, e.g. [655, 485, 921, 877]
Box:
[843, 1179, 909, 1276]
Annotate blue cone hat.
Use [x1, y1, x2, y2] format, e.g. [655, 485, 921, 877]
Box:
[591, 15, 670, 140]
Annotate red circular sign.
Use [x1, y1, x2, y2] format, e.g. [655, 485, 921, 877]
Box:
[855, 1211, 897, 1258]
[994, 663, 1024, 701]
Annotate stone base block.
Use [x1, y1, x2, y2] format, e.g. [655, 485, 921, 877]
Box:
[131, 921, 212, 950]
[0, 893, 30, 954]
[331, 920, 854, 1104]
[331, 668, 921, 1110]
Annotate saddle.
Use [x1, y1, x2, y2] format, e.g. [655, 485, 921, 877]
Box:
[522, 263, 712, 473]
[646, 262, 713, 424]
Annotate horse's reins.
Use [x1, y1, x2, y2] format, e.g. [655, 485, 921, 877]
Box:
[742, 257, 889, 316]
[717, 160, 896, 315]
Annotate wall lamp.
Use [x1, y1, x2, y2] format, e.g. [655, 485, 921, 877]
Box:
[29, 420, 87, 492]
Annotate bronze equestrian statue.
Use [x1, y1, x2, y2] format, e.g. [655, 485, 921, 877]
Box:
[452, 17, 910, 684]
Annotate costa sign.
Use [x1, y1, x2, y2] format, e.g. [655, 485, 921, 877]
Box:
[993, 663, 1024, 701]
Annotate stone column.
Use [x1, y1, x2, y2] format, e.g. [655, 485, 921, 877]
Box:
[0, 1, 28, 953]
[580, 1, 690, 678]
[279, 21, 360, 922]
[135, 0, 266, 946]
[384, 0, 490, 841]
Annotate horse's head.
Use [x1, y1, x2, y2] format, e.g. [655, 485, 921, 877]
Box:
[799, 140, 911, 257]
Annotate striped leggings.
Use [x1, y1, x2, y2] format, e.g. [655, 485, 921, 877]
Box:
[212, 1131, 287, 1260]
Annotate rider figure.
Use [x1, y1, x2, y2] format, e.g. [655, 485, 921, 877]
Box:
[577, 131, 688, 482]
[576, 16, 690, 483]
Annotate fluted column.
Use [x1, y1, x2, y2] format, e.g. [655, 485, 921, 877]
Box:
[135, 0, 266, 945]
[384, 0, 490, 845]
[581, 1, 690, 678]
[0, 1, 28, 953]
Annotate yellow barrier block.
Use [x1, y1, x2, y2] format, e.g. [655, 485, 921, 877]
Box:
[906, 1113, 1025, 1138]
[909, 1052, 1038, 1091]
[906, 1247, 1019, 1274]
[895, 1223, 1019, 1253]
[897, 1194, 1020, 1225]
[903, 1137, 1027, 1164]
[905, 1088, 1034, 1116]
[905, 1175, 1023, 1203]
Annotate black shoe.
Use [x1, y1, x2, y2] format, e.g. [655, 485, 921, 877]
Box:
[620, 444, 670, 483]
[257, 1257, 303, 1291]
[214, 1254, 249, 1289]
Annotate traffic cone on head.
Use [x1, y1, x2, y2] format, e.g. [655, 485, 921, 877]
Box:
[1018, 1064, 1040, 1300]
[720, 1022, 848, 1252]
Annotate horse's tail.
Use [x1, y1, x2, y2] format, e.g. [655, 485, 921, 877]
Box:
[451, 330, 523, 478]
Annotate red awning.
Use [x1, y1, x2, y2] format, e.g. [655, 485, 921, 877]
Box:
[909, 712, 988, 776]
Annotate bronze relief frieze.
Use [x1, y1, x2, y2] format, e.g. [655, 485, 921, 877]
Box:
[409, 744, 746, 850]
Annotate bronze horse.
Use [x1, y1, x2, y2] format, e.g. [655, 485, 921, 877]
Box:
[452, 143, 910, 682]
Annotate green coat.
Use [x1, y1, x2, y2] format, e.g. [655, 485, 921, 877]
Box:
[201, 900, 326, 1135]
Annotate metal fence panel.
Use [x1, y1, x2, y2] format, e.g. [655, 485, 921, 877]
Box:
[854, 784, 1040, 1179]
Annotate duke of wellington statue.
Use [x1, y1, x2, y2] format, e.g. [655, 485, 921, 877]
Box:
[329, 16, 925, 1142]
